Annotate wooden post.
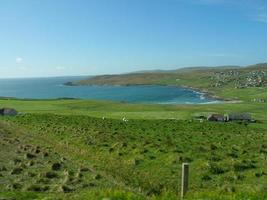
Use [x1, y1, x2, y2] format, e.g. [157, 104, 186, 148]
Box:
[181, 163, 189, 198]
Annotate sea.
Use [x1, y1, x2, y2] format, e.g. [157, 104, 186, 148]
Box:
[0, 76, 218, 104]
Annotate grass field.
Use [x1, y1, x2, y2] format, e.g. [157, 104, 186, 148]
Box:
[0, 98, 267, 121]
[0, 98, 266, 200]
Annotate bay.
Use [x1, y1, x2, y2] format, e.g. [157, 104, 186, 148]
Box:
[0, 76, 217, 104]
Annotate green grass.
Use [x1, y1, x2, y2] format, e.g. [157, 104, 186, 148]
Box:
[1, 98, 267, 121]
[1, 112, 266, 199]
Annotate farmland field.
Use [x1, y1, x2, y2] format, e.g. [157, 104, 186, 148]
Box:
[0, 98, 267, 200]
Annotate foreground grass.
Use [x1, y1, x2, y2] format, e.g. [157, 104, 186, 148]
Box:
[0, 97, 267, 199]
[1, 112, 266, 199]
[3, 191, 266, 200]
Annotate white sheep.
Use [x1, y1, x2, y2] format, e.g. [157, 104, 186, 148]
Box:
[122, 117, 128, 122]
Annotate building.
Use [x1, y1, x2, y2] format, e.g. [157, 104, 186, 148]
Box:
[0, 108, 18, 116]
[227, 113, 251, 122]
[207, 114, 225, 122]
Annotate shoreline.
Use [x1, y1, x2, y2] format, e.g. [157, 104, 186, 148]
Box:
[65, 82, 239, 104]
[0, 81, 242, 105]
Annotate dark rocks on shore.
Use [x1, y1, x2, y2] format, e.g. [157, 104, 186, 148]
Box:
[64, 82, 76, 86]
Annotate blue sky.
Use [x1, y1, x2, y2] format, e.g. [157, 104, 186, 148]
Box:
[1, 0, 267, 78]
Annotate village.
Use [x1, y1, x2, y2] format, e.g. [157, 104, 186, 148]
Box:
[211, 69, 267, 89]
[194, 112, 254, 123]
[207, 113, 254, 122]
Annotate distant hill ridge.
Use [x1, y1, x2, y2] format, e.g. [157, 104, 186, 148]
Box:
[122, 63, 267, 74]
[66, 63, 267, 87]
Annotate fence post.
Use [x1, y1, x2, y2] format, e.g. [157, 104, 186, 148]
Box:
[181, 163, 189, 198]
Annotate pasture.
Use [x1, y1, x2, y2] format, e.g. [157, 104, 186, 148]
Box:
[0, 100, 266, 199]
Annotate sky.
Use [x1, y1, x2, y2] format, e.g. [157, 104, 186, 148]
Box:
[1, 0, 267, 78]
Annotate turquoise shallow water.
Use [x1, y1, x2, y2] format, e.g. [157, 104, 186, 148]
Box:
[0, 76, 217, 104]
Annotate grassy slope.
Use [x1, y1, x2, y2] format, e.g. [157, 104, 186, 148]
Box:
[1, 114, 267, 200]
[0, 121, 143, 200]
[0, 98, 267, 200]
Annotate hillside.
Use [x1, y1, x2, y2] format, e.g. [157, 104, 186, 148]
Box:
[1, 112, 267, 200]
[0, 118, 140, 200]
[66, 63, 267, 102]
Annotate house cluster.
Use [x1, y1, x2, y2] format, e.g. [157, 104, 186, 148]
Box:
[211, 70, 240, 87]
[0, 108, 18, 116]
[207, 113, 252, 122]
[211, 70, 267, 89]
[238, 70, 266, 88]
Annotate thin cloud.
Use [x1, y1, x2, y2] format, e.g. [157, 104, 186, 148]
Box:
[16, 57, 23, 64]
[56, 66, 65, 71]
[188, 0, 234, 5]
[244, 0, 267, 24]
[18, 66, 28, 71]
[207, 54, 230, 57]
[188, 0, 267, 24]
[255, 13, 267, 23]
[204, 53, 239, 58]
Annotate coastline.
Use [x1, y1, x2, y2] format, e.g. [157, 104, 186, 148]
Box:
[66, 81, 239, 104]
[0, 78, 242, 104]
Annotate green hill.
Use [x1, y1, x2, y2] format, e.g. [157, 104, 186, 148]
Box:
[66, 63, 267, 102]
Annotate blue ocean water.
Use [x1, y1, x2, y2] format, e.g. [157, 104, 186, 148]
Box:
[0, 76, 217, 104]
